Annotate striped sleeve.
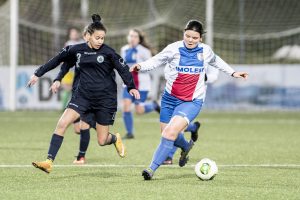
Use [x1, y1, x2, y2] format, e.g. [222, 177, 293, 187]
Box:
[205, 45, 235, 76]
[139, 44, 174, 71]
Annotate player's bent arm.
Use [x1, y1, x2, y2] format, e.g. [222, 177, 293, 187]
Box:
[138, 44, 173, 72]
[111, 52, 136, 91]
[207, 53, 235, 76]
[53, 61, 75, 83]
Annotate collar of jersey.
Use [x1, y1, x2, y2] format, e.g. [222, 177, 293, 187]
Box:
[182, 41, 202, 53]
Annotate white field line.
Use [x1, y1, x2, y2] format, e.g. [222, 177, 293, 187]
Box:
[0, 164, 300, 168]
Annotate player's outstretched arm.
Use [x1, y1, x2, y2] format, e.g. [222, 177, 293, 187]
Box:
[27, 45, 74, 88]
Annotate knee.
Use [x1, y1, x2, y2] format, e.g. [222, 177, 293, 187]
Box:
[123, 100, 131, 112]
[98, 139, 106, 146]
[73, 126, 80, 134]
[135, 106, 144, 115]
[80, 121, 90, 130]
[162, 126, 178, 140]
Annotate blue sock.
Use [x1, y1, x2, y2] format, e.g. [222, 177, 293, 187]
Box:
[185, 123, 197, 132]
[47, 134, 64, 161]
[150, 137, 174, 171]
[174, 133, 189, 151]
[168, 146, 177, 159]
[144, 103, 155, 113]
[78, 129, 90, 158]
[123, 112, 133, 135]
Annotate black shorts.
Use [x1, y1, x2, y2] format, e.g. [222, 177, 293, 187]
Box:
[68, 94, 116, 126]
[73, 114, 96, 130]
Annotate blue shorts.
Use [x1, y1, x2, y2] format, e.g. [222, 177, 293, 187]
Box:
[123, 87, 148, 105]
[160, 91, 203, 124]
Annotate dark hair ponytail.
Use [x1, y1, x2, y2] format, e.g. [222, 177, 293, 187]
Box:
[87, 14, 107, 35]
[92, 14, 101, 23]
[184, 20, 205, 36]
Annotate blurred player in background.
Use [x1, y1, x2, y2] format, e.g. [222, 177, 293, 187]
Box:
[61, 27, 85, 110]
[120, 29, 160, 139]
[130, 19, 248, 180]
[28, 14, 140, 174]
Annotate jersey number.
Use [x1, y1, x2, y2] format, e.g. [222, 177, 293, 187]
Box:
[76, 53, 81, 68]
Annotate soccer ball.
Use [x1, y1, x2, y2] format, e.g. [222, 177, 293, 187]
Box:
[194, 158, 218, 180]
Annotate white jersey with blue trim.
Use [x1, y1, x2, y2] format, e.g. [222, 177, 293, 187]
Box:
[139, 41, 235, 101]
[121, 44, 152, 91]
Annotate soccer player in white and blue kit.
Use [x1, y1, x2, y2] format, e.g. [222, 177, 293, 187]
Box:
[121, 29, 160, 139]
[130, 20, 248, 180]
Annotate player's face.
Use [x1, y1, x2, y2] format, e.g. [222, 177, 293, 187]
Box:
[127, 30, 140, 47]
[89, 30, 105, 49]
[183, 30, 201, 49]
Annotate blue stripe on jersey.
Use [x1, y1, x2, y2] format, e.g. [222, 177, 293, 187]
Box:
[125, 47, 137, 64]
[179, 46, 204, 67]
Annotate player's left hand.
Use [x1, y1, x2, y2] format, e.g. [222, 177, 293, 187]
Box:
[129, 89, 140, 100]
[232, 72, 249, 80]
[49, 80, 61, 94]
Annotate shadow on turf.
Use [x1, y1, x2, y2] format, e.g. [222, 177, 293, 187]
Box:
[50, 171, 123, 179]
[45, 169, 197, 182]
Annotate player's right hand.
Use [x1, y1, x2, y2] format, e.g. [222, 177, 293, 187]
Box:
[49, 80, 61, 94]
[232, 72, 249, 80]
[27, 75, 39, 87]
[129, 64, 141, 72]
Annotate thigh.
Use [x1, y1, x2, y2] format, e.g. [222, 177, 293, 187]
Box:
[160, 122, 168, 133]
[55, 108, 80, 135]
[58, 108, 80, 125]
[162, 116, 188, 140]
[172, 100, 203, 124]
[159, 92, 178, 124]
[96, 123, 110, 142]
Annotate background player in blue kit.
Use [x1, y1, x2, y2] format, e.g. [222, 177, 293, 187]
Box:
[27, 14, 140, 173]
[121, 29, 160, 139]
[130, 19, 248, 180]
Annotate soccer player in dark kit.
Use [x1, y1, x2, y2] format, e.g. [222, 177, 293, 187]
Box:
[27, 14, 140, 173]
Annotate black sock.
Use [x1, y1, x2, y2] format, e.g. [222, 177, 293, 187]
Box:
[47, 134, 64, 161]
[106, 133, 117, 145]
[78, 129, 90, 158]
